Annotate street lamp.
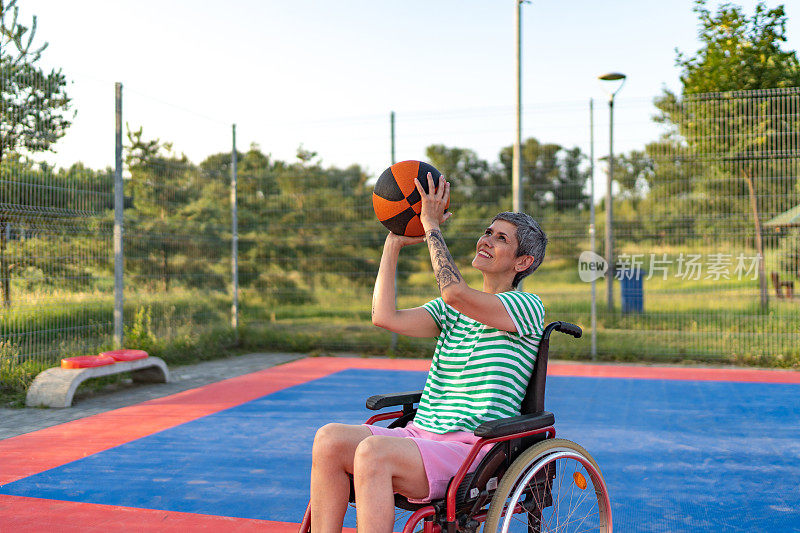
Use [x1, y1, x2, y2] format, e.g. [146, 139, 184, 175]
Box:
[512, 0, 530, 214]
[598, 72, 626, 312]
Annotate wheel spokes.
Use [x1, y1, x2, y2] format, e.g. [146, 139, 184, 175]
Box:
[502, 455, 605, 532]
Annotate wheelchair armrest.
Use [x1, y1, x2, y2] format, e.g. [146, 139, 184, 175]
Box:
[366, 390, 424, 411]
[473, 411, 555, 439]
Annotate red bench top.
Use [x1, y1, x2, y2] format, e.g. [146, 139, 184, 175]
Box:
[100, 349, 149, 362]
[61, 355, 116, 369]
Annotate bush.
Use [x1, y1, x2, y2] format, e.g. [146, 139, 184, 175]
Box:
[778, 229, 800, 279]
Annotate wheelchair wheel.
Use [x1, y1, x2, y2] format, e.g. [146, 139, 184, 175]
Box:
[483, 438, 611, 533]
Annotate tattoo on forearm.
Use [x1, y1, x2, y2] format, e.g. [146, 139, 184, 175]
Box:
[426, 229, 461, 291]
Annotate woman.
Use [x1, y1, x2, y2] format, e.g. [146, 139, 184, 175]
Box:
[309, 173, 548, 533]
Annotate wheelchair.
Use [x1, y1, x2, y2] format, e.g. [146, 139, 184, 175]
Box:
[299, 321, 612, 533]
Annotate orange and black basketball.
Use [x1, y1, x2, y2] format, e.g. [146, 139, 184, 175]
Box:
[373, 160, 449, 237]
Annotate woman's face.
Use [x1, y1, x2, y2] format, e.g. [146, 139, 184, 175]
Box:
[471, 219, 523, 274]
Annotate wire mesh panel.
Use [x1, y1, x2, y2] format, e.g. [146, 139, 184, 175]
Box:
[1, 49, 114, 379]
[236, 156, 399, 353]
[122, 124, 233, 361]
[601, 87, 800, 363]
[0, 158, 114, 366]
[235, 88, 800, 365]
[235, 139, 592, 357]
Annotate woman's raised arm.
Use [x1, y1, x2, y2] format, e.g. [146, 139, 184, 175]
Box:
[371, 233, 441, 338]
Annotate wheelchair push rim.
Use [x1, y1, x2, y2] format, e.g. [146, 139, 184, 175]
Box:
[484, 439, 611, 533]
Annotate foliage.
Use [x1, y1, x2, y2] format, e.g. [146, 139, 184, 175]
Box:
[0, 156, 112, 306]
[498, 139, 590, 212]
[778, 229, 800, 277]
[1, 0, 74, 307]
[0, 0, 73, 164]
[124, 306, 158, 353]
[648, 0, 800, 310]
[674, 0, 800, 93]
[125, 127, 226, 292]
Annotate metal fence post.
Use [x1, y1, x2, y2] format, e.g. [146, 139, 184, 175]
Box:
[390, 111, 398, 353]
[114, 82, 124, 348]
[589, 98, 597, 360]
[231, 124, 239, 336]
[606, 95, 615, 312]
[512, 0, 523, 215]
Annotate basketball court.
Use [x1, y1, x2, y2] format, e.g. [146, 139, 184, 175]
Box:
[1, 357, 798, 531]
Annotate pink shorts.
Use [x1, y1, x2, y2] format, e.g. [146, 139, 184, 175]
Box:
[364, 422, 490, 503]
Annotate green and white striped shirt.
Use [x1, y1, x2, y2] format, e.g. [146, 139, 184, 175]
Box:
[414, 291, 545, 434]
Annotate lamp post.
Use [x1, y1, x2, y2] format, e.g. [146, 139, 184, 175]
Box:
[589, 98, 597, 359]
[598, 72, 626, 312]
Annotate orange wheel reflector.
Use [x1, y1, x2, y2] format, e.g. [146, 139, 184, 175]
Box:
[573, 472, 588, 490]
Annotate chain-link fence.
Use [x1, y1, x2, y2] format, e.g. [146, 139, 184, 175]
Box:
[237, 87, 800, 366]
[0, 157, 114, 363]
[2, 82, 799, 399]
[0, 77, 237, 397]
[122, 116, 235, 364]
[571, 87, 800, 364]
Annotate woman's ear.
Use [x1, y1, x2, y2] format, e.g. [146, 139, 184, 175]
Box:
[515, 255, 535, 272]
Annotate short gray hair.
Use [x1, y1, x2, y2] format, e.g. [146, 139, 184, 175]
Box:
[491, 211, 547, 288]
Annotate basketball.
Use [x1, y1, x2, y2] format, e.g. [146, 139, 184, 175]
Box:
[372, 160, 449, 237]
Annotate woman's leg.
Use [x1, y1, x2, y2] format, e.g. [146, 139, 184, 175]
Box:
[352, 435, 429, 533]
[310, 423, 372, 533]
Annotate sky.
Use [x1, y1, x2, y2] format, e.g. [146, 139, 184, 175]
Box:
[15, 0, 800, 186]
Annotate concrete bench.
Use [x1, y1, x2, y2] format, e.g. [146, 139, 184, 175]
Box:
[26, 357, 170, 408]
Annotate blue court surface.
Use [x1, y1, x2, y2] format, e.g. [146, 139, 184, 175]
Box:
[1, 364, 799, 531]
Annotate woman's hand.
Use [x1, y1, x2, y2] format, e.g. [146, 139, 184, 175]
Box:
[386, 232, 425, 248]
[415, 172, 452, 232]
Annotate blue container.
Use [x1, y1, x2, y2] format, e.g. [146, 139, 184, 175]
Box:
[619, 267, 645, 313]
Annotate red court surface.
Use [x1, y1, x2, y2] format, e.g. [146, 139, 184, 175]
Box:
[1, 356, 798, 531]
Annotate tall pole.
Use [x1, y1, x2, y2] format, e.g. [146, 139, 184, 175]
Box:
[512, 0, 523, 213]
[589, 99, 597, 359]
[113, 82, 124, 348]
[598, 73, 625, 312]
[390, 111, 396, 165]
[231, 124, 239, 334]
[606, 94, 615, 312]
[390, 111, 398, 352]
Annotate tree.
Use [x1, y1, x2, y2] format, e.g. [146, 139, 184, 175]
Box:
[0, 0, 73, 165]
[0, 0, 73, 306]
[125, 128, 226, 292]
[553, 147, 591, 212]
[499, 138, 561, 210]
[673, 1, 800, 93]
[497, 138, 591, 212]
[608, 150, 653, 203]
[654, 0, 800, 307]
[426, 145, 505, 207]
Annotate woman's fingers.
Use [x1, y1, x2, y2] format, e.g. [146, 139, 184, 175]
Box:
[416, 173, 448, 200]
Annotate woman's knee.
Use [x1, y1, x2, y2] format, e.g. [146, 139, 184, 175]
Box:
[312, 423, 366, 465]
[313, 423, 345, 456]
[353, 436, 391, 478]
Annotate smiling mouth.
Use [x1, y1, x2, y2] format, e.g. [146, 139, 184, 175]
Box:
[477, 250, 492, 258]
